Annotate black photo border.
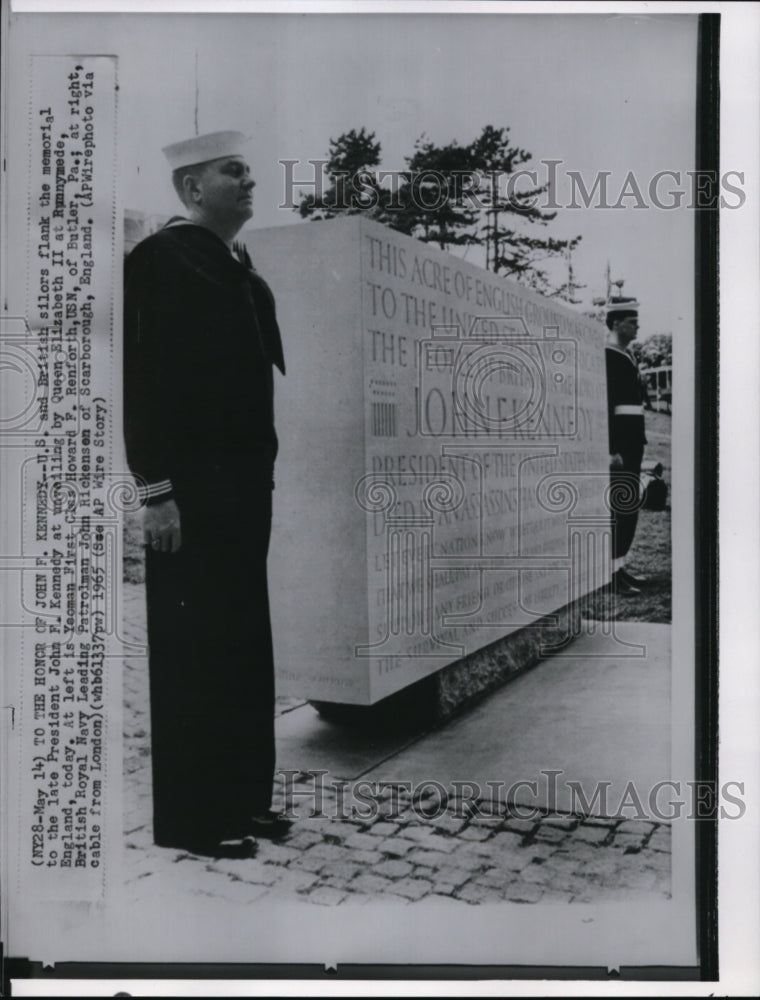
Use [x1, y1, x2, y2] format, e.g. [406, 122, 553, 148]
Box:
[1, 6, 721, 992]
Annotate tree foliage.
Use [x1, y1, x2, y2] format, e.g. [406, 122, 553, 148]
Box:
[296, 124, 582, 296]
[296, 127, 386, 220]
[630, 333, 673, 368]
[468, 125, 579, 288]
[386, 136, 482, 250]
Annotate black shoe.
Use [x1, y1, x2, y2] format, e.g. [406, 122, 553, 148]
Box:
[241, 833, 259, 857]
[619, 566, 647, 587]
[157, 835, 257, 859]
[245, 811, 295, 840]
[612, 570, 641, 596]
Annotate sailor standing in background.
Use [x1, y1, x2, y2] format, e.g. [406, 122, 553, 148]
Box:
[605, 299, 648, 596]
[124, 131, 292, 856]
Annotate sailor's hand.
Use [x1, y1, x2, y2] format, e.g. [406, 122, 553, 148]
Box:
[609, 453, 624, 471]
[144, 497, 182, 553]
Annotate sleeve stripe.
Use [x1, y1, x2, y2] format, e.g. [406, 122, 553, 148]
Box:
[137, 479, 174, 502]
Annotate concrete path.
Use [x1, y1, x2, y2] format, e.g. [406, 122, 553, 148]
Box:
[356, 623, 670, 816]
[122, 583, 671, 907]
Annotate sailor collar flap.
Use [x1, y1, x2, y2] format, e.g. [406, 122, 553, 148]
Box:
[146, 221, 285, 374]
[158, 221, 258, 293]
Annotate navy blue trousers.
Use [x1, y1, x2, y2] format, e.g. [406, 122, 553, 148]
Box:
[145, 465, 275, 846]
[610, 448, 644, 561]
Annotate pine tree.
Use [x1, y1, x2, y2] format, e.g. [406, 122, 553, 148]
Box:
[470, 126, 582, 291]
[387, 136, 482, 250]
[549, 247, 586, 305]
[388, 125, 581, 294]
[296, 127, 386, 220]
[296, 124, 583, 297]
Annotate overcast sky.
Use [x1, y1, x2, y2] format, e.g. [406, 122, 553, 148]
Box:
[13, 10, 699, 339]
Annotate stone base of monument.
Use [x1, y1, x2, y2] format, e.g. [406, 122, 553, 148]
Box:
[310, 598, 584, 729]
[434, 598, 584, 720]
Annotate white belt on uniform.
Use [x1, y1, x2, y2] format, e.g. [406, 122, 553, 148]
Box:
[614, 405, 644, 415]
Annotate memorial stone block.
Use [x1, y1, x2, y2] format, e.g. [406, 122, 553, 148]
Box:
[241, 217, 611, 705]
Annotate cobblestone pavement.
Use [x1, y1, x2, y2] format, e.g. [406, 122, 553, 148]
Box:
[122, 583, 671, 906]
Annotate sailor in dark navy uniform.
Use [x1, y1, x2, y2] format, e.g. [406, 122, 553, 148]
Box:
[124, 131, 292, 856]
[605, 299, 648, 596]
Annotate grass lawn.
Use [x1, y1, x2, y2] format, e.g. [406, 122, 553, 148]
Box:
[584, 407, 672, 624]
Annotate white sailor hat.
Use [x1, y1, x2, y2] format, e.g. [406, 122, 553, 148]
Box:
[605, 298, 640, 319]
[162, 130, 249, 171]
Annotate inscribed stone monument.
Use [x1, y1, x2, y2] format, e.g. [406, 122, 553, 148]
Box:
[240, 217, 611, 705]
